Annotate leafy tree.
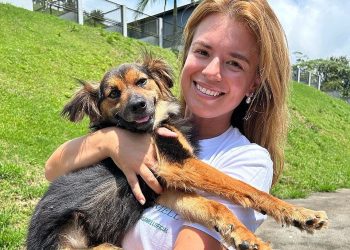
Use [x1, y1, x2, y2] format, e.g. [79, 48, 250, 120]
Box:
[295, 55, 350, 98]
[85, 9, 105, 28]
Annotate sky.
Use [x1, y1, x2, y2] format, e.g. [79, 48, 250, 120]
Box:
[84, 0, 350, 63]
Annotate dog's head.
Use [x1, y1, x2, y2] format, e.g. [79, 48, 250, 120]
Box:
[62, 53, 175, 132]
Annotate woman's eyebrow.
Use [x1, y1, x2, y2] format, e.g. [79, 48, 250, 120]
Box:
[192, 41, 212, 49]
[192, 40, 250, 65]
[229, 52, 250, 65]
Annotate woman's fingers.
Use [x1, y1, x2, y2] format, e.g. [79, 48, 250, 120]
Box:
[156, 127, 178, 137]
[140, 165, 163, 194]
[124, 171, 146, 205]
[123, 164, 163, 205]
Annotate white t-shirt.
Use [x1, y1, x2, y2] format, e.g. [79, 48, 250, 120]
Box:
[122, 126, 273, 250]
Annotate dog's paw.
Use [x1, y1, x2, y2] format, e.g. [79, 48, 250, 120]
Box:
[288, 208, 328, 233]
[216, 224, 271, 250]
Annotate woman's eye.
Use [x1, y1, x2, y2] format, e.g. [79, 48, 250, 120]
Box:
[227, 61, 243, 70]
[108, 89, 121, 99]
[195, 49, 209, 57]
[136, 78, 147, 87]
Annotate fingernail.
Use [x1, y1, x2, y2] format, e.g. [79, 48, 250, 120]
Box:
[139, 198, 145, 205]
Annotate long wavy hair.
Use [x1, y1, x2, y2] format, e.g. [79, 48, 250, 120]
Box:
[180, 0, 291, 185]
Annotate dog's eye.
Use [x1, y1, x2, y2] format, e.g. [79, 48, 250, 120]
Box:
[108, 89, 121, 99]
[136, 78, 147, 87]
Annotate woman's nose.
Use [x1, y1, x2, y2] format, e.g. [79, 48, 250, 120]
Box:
[202, 57, 222, 82]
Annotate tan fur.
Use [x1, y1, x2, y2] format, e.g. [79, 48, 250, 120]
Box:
[153, 100, 181, 129]
[58, 213, 88, 249]
[157, 191, 269, 249]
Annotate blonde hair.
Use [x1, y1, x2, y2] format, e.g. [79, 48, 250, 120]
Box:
[180, 0, 291, 185]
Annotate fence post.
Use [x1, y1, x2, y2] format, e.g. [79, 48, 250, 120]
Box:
[318, 74, 321, 90]
[77, 0, 83, 25]
[297, 66, 301, 82]
[121, 5, 127, 37]
[308, 71, 312, 86]
[158, 17, 163, 48]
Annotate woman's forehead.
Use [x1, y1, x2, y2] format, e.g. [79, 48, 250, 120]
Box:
[192, 14, 259, 58]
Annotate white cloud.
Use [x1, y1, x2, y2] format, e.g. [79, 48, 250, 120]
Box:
[82, 0, 350, 63]
[269, 0, 350, 62]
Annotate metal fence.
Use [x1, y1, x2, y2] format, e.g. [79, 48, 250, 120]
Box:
[292, 66, 322, 90]
[32, 0, 184, 49]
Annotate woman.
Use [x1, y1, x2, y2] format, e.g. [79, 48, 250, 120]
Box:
[45, 0, 290, 249]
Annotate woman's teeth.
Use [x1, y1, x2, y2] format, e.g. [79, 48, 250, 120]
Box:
[195, 82, 221, 97]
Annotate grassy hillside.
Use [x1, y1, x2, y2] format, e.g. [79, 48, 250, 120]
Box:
[0, 4, 180, 248]
[273, 83, 350, 198]
[0, 4, 349, 249]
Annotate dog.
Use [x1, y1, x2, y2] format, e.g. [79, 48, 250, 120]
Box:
[27, 53, 328, 250]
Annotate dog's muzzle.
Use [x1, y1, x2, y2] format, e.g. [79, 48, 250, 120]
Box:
[117, 94, 155, 132]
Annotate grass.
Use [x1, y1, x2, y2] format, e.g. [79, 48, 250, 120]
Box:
[272, 83, 350, 198]
[0, 3, 349, 249]
[0, 4, 179, 249]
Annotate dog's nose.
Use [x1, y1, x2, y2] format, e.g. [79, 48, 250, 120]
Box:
[131, 100, 146, 112]
[129, 95, 147, 114]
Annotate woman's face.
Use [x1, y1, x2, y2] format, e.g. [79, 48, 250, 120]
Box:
[181, 13, 260, 122]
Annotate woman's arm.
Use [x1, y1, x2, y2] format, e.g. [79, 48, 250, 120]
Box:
[45, 127, 162, 204]
[174, 226, 226, 250]
[175, 145, 273, 249]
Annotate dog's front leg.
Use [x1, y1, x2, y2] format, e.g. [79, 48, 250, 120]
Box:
[157, 190, 271, 250]
[158, 158, 328, 233]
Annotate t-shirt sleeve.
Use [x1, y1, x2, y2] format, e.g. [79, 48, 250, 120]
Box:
[183, 145, 273, 249]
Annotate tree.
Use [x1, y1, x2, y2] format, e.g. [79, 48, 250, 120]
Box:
[295, 55, 350, 98]
[85, 10, 105, 27]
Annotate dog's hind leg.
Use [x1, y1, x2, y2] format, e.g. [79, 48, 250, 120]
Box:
[57, 212, 90, 249]
[158, 158, 328, 234]
[91, 243, 122, 250]
[157, 190, 271, 250]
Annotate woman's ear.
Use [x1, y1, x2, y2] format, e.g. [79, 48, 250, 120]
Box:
[246, 72, 261, 96]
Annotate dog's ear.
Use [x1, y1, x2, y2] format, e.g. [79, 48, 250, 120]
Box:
[61, 80, 101, 122]
[141, 51, 174, 89]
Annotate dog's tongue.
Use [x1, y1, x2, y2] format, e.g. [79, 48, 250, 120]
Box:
[135, 116, 150, 124]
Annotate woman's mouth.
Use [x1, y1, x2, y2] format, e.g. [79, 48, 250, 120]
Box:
[194, 81, 223, 97]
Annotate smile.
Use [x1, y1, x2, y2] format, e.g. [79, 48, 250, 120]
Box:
[194, 81, 222, 97]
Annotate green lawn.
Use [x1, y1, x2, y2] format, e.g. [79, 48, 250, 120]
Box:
[0, 3, 349, 249]
[273, 83, 350, 198]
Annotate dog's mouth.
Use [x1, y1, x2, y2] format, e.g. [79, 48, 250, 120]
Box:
[134, 115, 151, 124]
[112, 112, 155, 133]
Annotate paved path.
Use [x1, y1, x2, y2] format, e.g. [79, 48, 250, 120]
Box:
[255, 189, 350, 250]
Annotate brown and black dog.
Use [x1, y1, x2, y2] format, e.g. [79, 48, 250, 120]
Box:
[27, 53, 328, 250]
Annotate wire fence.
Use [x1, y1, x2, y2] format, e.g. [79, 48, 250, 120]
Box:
[32, 0, 184, 49]
[291, 67, 350, 103]
[292, 66, 322, 90]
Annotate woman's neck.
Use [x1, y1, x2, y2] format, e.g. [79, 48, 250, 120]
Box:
[191, 114, 232, 140]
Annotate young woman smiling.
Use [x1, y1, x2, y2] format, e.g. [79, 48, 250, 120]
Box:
[45, 0, 290, 249]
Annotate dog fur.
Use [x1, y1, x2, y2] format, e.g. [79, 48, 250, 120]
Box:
[27, 54, 328, 250]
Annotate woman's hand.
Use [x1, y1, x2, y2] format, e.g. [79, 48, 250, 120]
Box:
[106, 128, 162, 204]
[45, 126, 177, 205]
[107, 127, 177, 204]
